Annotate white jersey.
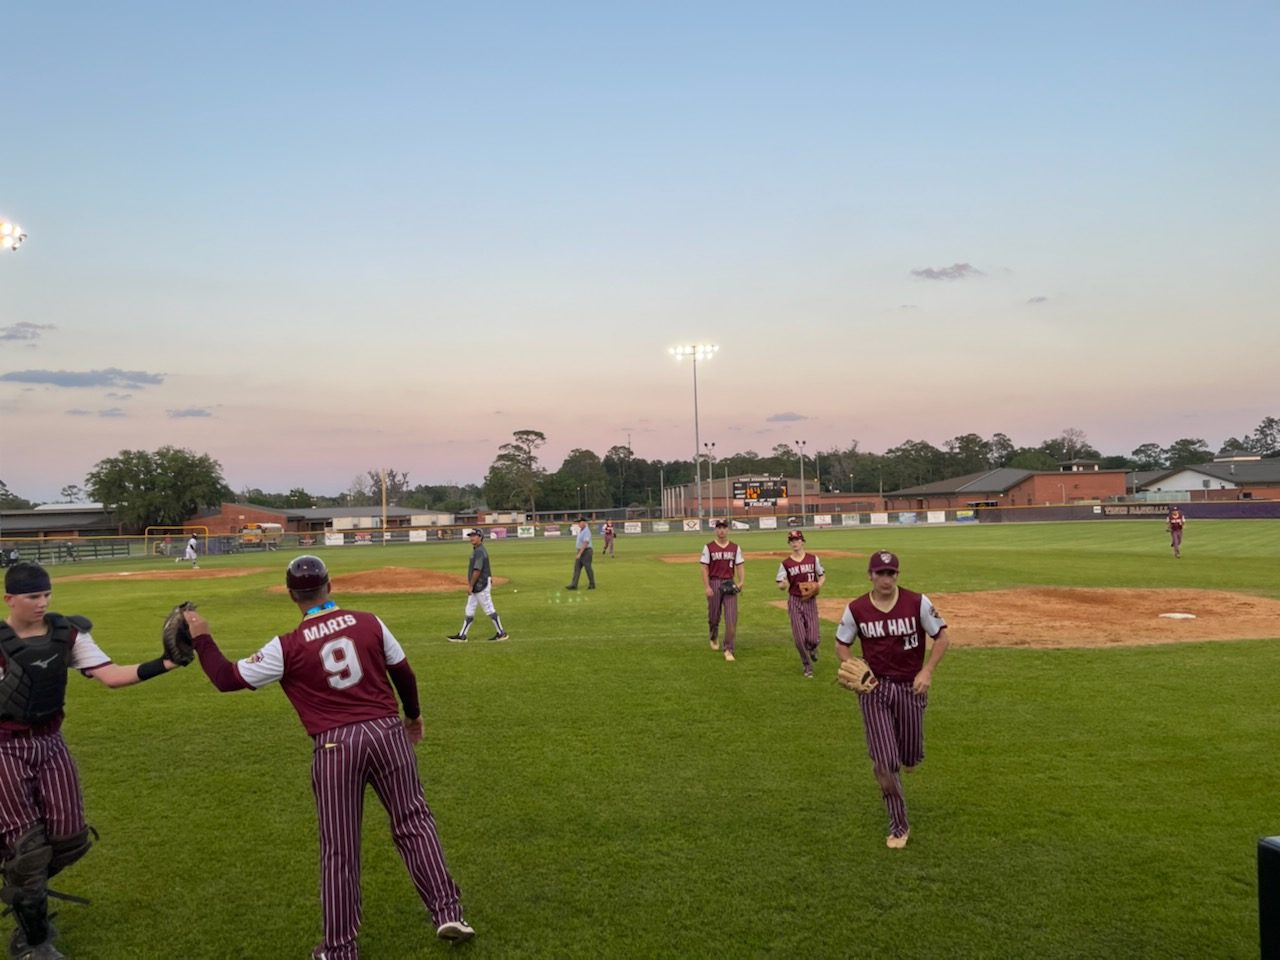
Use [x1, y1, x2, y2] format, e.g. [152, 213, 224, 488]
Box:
[71, 630, 112, 672]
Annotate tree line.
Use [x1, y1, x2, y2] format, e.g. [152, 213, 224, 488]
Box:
[0, 415, 1274, 527]
[479, 418, 1280, 512]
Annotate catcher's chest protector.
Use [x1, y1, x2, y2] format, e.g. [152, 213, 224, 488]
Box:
[0, 617, 73, 724]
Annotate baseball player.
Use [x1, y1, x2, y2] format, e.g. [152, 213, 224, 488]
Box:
[447, 529, 509, 642]
[1, 561, 182, 960]
[836, 550, 950, 849]
[183, 555, 474, 957]
[700, 519, 744, 661]
[602, 521, 615, 558]
[775, 530, 825, 677]
[565, 515, 595, 590]
[1167, 507, 1185, 559]
[180, 534, 199, 569]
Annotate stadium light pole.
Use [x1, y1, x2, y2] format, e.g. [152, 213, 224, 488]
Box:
[703, 441, 716, 519]
[669, 344, 718, 520]
[794, 440, 807, 526]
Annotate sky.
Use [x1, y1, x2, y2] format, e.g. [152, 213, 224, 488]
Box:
[2, 2, 1276, 503]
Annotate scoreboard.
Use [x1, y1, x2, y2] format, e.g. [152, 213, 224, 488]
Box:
[733, 478, 788, 507]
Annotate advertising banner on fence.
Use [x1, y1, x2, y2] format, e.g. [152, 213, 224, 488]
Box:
[927, 511, 946, 524]
[491, 527, 508, 539]
[683, 519, 702, 532]
[325, 532, 344, 547]
[955, 510, 977, 523]
[870, 513, 889, 526]
[759, 516, 778, 529]
[545, 525, 562, 537]
[842, 514, 860, 526]
[652, 520, 670, 532]
[409, 530, 428, 543]
[814, 514, 832, 526]
[898, 512, 918, 525]
[517, 525, 536, 538]
[624, 522, 642, 534]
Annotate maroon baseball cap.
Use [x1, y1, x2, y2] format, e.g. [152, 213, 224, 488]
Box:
[868, 550, 899, 573]
[787, 530, 805, 542]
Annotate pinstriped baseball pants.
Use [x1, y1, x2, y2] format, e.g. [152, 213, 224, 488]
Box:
[786, 595, 820, 668]
[0, 732, 87, 847]
[857, 680, 927, 837]
[706, 580, 738, 650]
[311, 716, 462, 959]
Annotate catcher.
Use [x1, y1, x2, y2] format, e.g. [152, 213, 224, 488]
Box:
[835, 550, 950, 850]
[0, 562, 185, 960]
[774, 530, 825, 677]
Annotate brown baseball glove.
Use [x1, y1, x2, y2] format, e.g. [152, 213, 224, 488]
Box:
[162, 601, 197, 666]
[797, 580, 821, 600]
[836, 656, 878, 694]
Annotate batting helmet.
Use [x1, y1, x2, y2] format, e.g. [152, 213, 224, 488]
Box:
[286, 555, 330, 592]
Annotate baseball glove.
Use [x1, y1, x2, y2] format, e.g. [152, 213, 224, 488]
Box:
[797, 580, 821, 600]
[162, 601, 197, 666]
[718, 580, 740, 596]
[836, 657, 878, 694]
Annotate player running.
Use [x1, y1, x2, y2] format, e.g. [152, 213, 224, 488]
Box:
[836, 550, 950, 849]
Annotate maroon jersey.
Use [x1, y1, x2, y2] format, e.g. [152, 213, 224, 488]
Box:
[775, 553, 824, 596]
[235, 608, 406, 735]
[700, 540, 744, 580]
[1168, 511, 1184, 530]
[835, 588, 946, 681]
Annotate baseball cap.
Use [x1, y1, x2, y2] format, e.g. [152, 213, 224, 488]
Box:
[714, 519, 728, 528]
[466, 528, 484, 538]
[787, 530, 805, 542]
[868, 550, 899, 573]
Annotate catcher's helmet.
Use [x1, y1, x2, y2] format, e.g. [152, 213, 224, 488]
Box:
[286, 555, 330, 592]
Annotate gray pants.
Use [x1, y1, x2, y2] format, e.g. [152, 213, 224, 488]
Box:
[569, 547, 595, 588]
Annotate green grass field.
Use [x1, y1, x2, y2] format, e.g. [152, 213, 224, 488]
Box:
[42, 520, 1280, 958]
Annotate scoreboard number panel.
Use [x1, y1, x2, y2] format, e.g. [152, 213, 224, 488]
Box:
[733, 478, 789, 507]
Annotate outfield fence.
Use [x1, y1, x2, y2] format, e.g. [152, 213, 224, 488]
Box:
[2, 499, 1277, 568]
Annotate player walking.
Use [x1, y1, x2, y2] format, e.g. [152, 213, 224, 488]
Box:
[183, 556, 474, 957]
[700, 519, 744, 661]
[1167, 507, 1185, 559]
[602, 521, 615, 558]
[448, 529, 509, 642]
[836, 551, 950, 849]
[775, 531, 825, 677]
[565, 516, 595, 590]
[180, 534, 199, 569]
[1, 562, 182, 960]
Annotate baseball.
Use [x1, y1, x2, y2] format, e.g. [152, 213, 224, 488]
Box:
[513, 589, 518, 593]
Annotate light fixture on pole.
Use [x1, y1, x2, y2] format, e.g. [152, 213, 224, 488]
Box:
[794, 440, 807, 526]
[0, 218, 26, 252]
[703, 441, 716, 519]
[669, 344, 718, 520]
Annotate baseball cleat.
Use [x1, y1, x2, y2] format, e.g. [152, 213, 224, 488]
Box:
[564, 585, 577, 590]
[488, 633, 509, 642]
[436, 919, 476, 942]
[709, 638, 720, 651]
[886, 831, 910, 849]
[724, 651, 735, 662]
[446, 634, 467, 643]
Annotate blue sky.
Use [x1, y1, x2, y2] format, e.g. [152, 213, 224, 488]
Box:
[2, 2, 1276, 502]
